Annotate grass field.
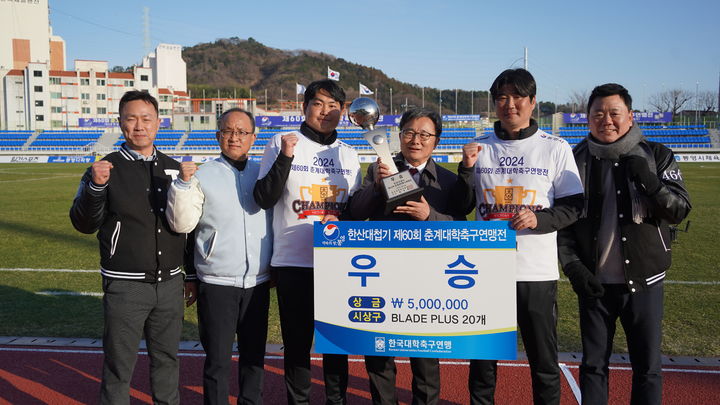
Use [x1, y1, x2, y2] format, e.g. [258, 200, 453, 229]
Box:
[0, 162, 717, 357]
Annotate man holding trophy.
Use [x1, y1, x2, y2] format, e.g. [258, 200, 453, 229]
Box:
[349, 104, 465, 405]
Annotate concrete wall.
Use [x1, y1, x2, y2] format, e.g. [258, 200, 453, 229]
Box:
[0, 0, 50, 70]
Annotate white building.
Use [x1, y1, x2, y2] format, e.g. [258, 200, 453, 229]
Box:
[1, 58, 195, 130]
[0, 0, 64, 72]
[143, 43, 186, 93]
[0, 0, 255, 131]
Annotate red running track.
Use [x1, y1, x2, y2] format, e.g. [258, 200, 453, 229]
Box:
[0, 346, 718, 404]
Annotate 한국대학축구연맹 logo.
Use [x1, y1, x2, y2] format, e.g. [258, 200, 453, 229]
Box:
[323, 223, 340, 241]
[375, 337, 386, 352]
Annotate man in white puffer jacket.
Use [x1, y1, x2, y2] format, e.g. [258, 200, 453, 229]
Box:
[166, 108, 273, 405]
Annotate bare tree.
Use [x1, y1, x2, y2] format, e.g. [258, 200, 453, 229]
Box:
[568, 90, 590, 113]
[648, 89, 693, 116]
[697, 91, 718, 113]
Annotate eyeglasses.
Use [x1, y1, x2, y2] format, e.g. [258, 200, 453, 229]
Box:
[400, 129, 436, 142]
[219, 129, 253, 139]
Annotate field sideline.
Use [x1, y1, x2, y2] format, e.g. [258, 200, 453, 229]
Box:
[0, 162, 718, 357]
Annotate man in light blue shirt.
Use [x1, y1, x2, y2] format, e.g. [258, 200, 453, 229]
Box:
[166, 108, 272, 405]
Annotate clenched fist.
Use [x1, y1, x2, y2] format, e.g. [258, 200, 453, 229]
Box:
[462, 142, 482, 168]
[91, 160, 113, 185]
[281, 133, 298, 158]
[179, 161, 198, 182]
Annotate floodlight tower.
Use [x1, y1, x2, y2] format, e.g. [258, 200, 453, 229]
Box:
[143, 7, 151, 56]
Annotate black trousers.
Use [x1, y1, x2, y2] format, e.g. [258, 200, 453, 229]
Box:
[100, 275, 184, 405]
[578, 283, 663, 405]
[469, 281, 560, 405]
[197, 281, 270, 405]
[274, 266, 348, 405]
[365, 356, 439, 405]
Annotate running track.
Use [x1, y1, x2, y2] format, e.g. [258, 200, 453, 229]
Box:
[1, 340, 719, 404]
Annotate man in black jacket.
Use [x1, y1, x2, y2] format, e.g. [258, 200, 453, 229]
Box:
[70, 91, 193, 405]
[349, 108, 465, 405]
[558, 83, 691, 405]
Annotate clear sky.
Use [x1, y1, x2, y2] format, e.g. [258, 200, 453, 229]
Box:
[49, 0, 720, 111]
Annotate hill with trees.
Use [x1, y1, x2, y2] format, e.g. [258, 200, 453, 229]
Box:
[183, 37, 490, 115]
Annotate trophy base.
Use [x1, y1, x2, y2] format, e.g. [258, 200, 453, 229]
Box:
[381, 170, 423, 215]
[384, 188, 424, 215]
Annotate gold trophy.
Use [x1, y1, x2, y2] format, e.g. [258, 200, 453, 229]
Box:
[484, 186, 537, 205]
[301, 184, 347, 202]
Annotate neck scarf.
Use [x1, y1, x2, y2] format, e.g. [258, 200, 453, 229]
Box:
[585, 125, 652, 224]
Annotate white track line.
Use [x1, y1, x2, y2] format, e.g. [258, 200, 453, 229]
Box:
[0, 174, 77, 183]
[0, 347, 718, 375]
[0, 268, 96, 273]
[36, 291, 103, 297]
[2, 268, 719, 285]
[560, 362, 582, 404]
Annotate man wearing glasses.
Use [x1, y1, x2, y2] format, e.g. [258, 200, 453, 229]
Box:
[166, 108, 273, 405]
[454, 69, 584, 405]
[349, 108, 465, 405]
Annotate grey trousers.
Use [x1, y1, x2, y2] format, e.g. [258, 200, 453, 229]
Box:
[100, 275, 184, 405]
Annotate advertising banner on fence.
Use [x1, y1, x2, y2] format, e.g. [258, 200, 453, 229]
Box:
[256, 115, 401, 128]
[79, 118, 171, 128]
[675, 154, 720, 162]
[358, 155, 450, 164]
[0, 156, 49, 163]
[313, 221, 517, 360]
[442, 114, 481, 122]
[563, 112, 672, 124]
[48, 156, 96, 163]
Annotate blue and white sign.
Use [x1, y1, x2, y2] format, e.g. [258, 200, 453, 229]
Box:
[79, 118, 171, 128]
[443, 114, 481, 122]
[563, 112, 672, 124]
[358, 155, 450, 164]
[48, 156, 96, 163]
[675, 153, 720, 162]
[256, 115, 402, 128]
[313, 221, 517, 360]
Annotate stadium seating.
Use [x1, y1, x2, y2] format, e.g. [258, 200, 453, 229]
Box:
[0, 130, 34, 151]
[28, 131, 103, 151]
[0, 124, 713, 154]
[114, 129, 186, 151]
[558, 125, 712, 149]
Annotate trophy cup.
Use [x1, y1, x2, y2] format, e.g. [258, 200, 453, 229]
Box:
[348, 97, 422, 215]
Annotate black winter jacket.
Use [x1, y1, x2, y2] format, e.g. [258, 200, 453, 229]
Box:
[558, 138, 691, 293]
[70, 147, 191, 281]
